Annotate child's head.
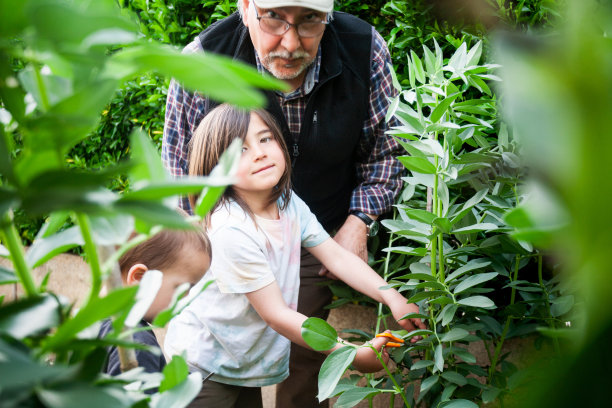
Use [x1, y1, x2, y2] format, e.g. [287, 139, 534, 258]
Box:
[188, 104, 292, 214]
[119, 224, 211, 322]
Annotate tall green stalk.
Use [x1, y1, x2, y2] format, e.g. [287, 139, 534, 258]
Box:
[488, 254, 520, 381]
[1, 212, 37, 297]
[76, 213, 102, 304]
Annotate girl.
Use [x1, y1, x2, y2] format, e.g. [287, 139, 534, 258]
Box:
[164, 104, 425, 407]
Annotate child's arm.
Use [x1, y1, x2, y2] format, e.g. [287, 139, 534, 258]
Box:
[246, 282, 392, 373]
[307, 238, 426, 333]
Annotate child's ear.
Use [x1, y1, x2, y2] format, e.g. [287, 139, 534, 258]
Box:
[126, 264, 148, 285]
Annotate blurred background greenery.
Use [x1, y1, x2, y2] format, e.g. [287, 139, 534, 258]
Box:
[2, 0, 609, 406]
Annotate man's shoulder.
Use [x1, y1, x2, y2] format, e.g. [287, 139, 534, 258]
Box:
[329, 11, 373, 34]
[197, 12, 244, 50]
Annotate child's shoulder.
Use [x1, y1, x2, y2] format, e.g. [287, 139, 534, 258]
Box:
[281, 191, 312, 215]
[209, 201, 256, 232]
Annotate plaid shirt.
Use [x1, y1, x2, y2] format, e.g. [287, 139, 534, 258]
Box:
[162, 26, 402, 216]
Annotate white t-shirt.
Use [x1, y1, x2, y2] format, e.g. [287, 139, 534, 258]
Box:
[164, 193, 329, 387]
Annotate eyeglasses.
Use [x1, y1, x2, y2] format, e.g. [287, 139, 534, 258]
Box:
[253, 7, 328, 38]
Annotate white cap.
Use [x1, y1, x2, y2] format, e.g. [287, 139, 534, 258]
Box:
[252, 0, 334, 13]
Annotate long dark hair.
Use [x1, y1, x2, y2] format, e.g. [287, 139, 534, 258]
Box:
[188, 104, 292, 221]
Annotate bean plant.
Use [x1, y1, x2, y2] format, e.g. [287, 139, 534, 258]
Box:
[303, 39, 571, 408]
[0, 0, 282, 406]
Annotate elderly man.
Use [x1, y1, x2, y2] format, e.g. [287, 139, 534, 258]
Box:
[162, 1, 405, 406]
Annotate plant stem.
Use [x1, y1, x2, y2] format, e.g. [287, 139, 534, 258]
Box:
[376, 231, 397, 334]
[537, 254, 561, 354]
[76, 213, 102, 304]
[430, 169, 439, 280]
[0, 212, 37, 297]
[488, 255, 520, 381]
[371, 345, 411, 408]
[34, 64, 50, 111]
[437, 198, 445, 282]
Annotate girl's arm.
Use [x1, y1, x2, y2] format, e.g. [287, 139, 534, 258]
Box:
[307, 238, 426, 332]
[246, 281, 391, 373]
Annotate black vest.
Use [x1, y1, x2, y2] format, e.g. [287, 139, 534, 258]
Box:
[198, 12, 372, 231]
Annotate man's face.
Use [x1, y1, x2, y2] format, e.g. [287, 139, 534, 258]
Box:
[242, 0, 326, 88]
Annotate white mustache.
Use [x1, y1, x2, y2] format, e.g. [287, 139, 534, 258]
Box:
[267, 50, 310, 59]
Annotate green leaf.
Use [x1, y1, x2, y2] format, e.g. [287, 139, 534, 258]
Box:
[0, 265, 17, 284]
[398, 156, 437, 174]
[37, 383, 132, 408]
[406, 329, 434, 339]
[159, 355, 190, 393]
[447, 42, 468, 73]
[395, 273, 436, 282]
[430, 92, 461, 123]
[446, 259, 491, 282]
[440, 304, 458, 326]
[0, 338, 72, 389]
[89, 213, 134, 246]
[420, 374, 439, 393]
[194, 139, 242, 218]
[452, 223, 498, 234]
[317, 346, 357, 401]
[449, 347, 477, 363]
[107, 44, 285, 108]
[482, 387, 502, 403]
[388, 62, 401, 92]
[150, 371, 202, 408]
[550, 295, 575, 317]
[36, 212, 71, 239]
[434, 344, 444, 372]
[441, 371, 468, 386]
[153, 280, 213, 328]
[124, 177, 234, 201]
[453, 272, 499, 295]
[42, 286, 138, 351]
[18, 79, 119, 181]
[125, 270, 162, 328]
[384, 246, 428, 257]
[130, 128, 168, 184]
[381, 219, 429, 238]
[0, 0, 27, 37]
[411, 360, 434, 370]
[26, 226, 83, 268]
[398, 312, 429, 321]
[415, 281, 447, 291]
[433, 217, 453, 234]
[410, 50, 426, 84]
[407, 290, 448, 303]
[114, 200, 192, 230]
[403, 208, 437, 224]
[301, 317, 338, 351]
[440, 328, 470, 342]
[27, 0, 137, 46]
[335, 386, 381, 408]
[457, 296, 495, 309]
[0, 294, 62, 338]
[20, 170, 120, 215]
[438, 399, 479, 408]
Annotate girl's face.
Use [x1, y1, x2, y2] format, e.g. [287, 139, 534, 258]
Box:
[234, 112, 286, 197]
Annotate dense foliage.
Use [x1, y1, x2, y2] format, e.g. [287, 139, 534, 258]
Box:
[0, 0, 280, 406]
[2, 0, 596, 408]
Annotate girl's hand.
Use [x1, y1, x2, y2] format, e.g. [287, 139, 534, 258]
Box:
[388, 298, 427, 342]
[351, 332, 391, 373]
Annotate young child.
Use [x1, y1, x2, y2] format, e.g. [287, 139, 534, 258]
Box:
[164, 104, 425, 407]
[99, 223, 212, 376]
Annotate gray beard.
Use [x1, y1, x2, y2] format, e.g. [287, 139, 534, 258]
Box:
[262, 51, 315, 80]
